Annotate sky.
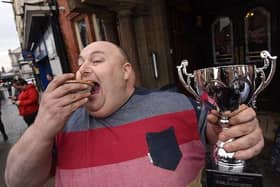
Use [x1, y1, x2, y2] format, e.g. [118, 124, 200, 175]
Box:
[0, 2, 20, 72]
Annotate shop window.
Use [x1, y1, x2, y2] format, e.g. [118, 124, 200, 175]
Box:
[75, 18, 89, 50]
[245, 7, 271, 63]
[212, 17, 234, 64]
[92, 14, 106, 41]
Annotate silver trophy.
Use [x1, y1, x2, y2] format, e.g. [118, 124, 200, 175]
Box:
[177, 50, 277, 174]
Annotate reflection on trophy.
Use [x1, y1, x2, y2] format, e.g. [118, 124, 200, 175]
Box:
[177, 50, 277, 187]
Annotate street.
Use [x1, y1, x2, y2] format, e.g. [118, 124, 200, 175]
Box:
[0, 89, 54, 187]
[0, 89, 27, 187]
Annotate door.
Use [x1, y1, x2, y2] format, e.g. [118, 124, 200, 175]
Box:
[168, 0, 280, 111]
[212, 6, 271, 66]
[209, 0, 280, 111]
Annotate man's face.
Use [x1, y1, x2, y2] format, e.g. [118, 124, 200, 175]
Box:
[13, 83, 23, 90]
[76, 41, 133, 117]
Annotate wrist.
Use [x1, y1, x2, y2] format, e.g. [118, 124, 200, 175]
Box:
[32, 122, 56, 145]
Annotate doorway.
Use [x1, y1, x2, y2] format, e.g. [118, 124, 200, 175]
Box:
[167, 0, 280, 111]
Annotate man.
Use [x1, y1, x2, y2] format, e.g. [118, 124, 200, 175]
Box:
[45, 73, 54, 89]
[5, 41, 263, 187]
[46, 73, 54, 82]
[11, 78, 39, 126]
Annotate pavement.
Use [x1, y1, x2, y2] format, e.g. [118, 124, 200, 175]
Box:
[0, 88, 279, 187]
[0, 90, 54, 187]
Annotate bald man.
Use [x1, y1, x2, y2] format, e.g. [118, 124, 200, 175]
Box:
[5, 41, 263, 187]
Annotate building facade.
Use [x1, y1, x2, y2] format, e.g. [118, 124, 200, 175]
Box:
[12, 0, 69, 90]
[57, 0, 173, 88]
[12, 0, 280, 111]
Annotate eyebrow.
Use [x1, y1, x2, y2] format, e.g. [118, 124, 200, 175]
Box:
[78, 50, 105, 62]
[78, 51, 105, 60]
[90, 51, 105, 56]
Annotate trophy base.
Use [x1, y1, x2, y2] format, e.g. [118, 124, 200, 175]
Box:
[205, 169, 263, 187]
[205, 150, 263, 187]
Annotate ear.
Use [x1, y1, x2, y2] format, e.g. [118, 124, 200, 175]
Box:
[122, 62, 132, 80]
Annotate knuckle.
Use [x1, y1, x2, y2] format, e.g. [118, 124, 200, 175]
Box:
[239, 126, 249, 135]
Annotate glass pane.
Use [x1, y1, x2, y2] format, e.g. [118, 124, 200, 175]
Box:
[92, 14, 106, 41]
[245, 7, 271, 63]
[75, 18, 89, 50]
[212, 17, 234, 64]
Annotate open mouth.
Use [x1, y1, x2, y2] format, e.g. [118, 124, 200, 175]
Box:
[90, 81, 100, 94]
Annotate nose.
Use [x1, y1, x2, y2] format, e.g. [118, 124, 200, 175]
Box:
[78, 63, 93, 79]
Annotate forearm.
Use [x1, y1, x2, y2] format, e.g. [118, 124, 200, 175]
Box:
[5, 124, 54, 187]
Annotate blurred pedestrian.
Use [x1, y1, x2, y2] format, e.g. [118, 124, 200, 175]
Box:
[11, 78, 39, 126]
[46, 73, 53, 82]
[0, 99, 8, 141]
[7, 81, 13, 97]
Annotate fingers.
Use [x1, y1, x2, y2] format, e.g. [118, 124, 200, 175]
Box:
[56, 91, 91, 107]
[229, 106, 256, 125]
[234, 135, 264, 160]
[45, 73, 75, 92]
[224, 104, 248, 117]
[45, 74, 91, 99]
[222, 124, 264, 160]
[53, 83, 91, 98]
[219, 117, 258, 141]
[207, 109, 219, 124]
[223, 127, 264, 160]
[223, 125, 262, 151]
[219, 106, 257, 141]
[214, 105, 264, 159]
[59, 97, 89, 116]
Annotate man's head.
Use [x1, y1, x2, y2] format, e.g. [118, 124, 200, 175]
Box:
[76, 41, 136, 117]
[12, 78, 28, 91]
[46, 73, 53, 81]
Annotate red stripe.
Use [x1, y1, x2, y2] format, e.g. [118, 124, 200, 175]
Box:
[56, 110, 200, 169]
[55, 142, 205, 187]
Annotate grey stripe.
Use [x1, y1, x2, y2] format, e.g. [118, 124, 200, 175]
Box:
[64, 90, 194, 132]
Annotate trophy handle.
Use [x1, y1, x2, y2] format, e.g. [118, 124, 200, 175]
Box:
[249, 50, 277, 107]
[177, 60, 200, 100]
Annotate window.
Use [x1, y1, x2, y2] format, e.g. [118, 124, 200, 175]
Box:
[92, 14, 106, 41]
[75, 18, 89, 50]
[245, 7, 271, 63]
[212, 17, 234, 64]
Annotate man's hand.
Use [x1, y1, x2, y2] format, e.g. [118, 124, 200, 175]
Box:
[15, 101, 20, 106]
[206, 104, 264, 160]
[33, 73, 91, 141]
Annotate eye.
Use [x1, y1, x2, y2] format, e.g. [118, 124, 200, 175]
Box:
[91, 58, 104, 65]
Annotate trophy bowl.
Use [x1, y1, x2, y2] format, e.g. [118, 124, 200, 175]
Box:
[177, 50, 277, 186]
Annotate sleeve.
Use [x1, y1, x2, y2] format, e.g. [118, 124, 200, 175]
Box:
[189, 98, 208, 145]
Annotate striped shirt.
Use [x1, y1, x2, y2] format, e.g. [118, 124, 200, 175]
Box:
[55, 88, 206, 187]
